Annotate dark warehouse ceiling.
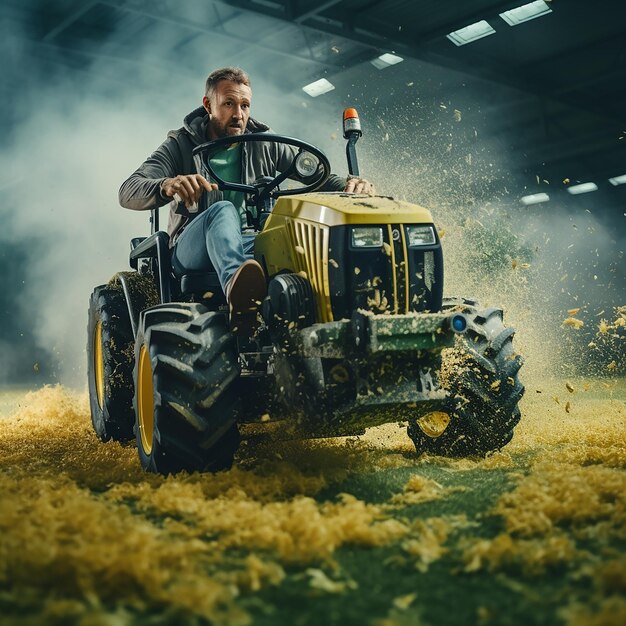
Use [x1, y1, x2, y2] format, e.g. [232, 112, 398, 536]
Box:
[222, 0, 626, 199]
[2, 0, 625, 211]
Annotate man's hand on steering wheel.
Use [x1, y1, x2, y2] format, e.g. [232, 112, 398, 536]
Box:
[161, 174, 218, 207]
[344, 176, 375, 195]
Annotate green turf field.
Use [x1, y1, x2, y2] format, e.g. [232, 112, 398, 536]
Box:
[0, 379, 624, 626]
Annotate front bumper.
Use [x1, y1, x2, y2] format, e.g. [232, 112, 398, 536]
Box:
[291, 310, 461, 358]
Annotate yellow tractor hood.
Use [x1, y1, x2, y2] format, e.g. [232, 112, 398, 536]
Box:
[269, 192, 434, 227]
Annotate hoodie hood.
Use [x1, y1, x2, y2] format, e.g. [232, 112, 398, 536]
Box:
[178, 106, 270, 145]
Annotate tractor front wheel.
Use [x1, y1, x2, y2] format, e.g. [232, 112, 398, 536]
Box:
[408, 302, 524, 457]
[133, 303, 241, 474]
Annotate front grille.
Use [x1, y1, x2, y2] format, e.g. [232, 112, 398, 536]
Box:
[287, 219, 333, 322]
[328, 225, 444, 319]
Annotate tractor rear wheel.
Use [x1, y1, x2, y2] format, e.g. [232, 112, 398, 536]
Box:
[133, 303, 241, 474]
[87, 285, 135, 442]
[408, 302, 524, 457]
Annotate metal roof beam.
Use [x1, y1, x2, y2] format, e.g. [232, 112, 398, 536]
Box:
[7, 33, 187, 87]
[99, 0, 336, 68]
[42, 1, 100, 42]
[290, 0, 343, 23]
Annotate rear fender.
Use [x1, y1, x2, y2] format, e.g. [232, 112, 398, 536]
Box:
[129, 231, 172, 304]
[108, 271, 160, 340]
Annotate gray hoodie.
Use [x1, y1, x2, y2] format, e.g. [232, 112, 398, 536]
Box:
[119, 107, 346, 245]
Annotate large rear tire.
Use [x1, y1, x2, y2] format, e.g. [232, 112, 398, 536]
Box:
[133, 303, 241, 474]
[408, 301, 524, 457]
[87, 285, 135, 442]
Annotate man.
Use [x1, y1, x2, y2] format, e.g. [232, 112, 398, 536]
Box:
[119, 67, 374, 334]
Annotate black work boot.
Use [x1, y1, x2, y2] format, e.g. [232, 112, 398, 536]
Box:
[225, 260, 267, 336]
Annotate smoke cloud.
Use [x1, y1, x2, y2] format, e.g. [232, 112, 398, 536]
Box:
[0, 19, 342, 386]
[0, 13, 623, 387]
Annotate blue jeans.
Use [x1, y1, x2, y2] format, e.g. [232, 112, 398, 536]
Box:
[171, 200, 255, 293]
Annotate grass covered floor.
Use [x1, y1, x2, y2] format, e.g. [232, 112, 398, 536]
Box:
[0, 379, 624, 626]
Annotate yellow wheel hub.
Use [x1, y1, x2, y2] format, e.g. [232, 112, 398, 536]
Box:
[416, 411, 451, 438]
[93, 321, 105, 410]
[138, 345, 155, 455]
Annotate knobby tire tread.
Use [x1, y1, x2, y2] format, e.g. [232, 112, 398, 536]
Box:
[134, 303, 241, 474]
[408, 300, 524, 457]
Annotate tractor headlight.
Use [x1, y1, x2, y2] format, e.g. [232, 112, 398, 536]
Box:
[351, 226, 383, 248]
[406, 225, 436, 246]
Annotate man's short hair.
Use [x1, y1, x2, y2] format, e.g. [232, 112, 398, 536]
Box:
[205, 67, 250, 99]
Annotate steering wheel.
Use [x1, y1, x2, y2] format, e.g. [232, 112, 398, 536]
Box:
[191, 134, 331, 210]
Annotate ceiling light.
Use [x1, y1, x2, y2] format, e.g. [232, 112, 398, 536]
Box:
[447, 20, 496, 46]
[608, 174, 626, 186]
[371, 52, 404, 70]
[500, 1, 553, 26]
[567, 182, 598, 195]
[520, 193, 550, 206]
[302, 78, 335, 97]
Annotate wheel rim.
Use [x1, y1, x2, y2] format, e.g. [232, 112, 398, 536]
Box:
[138, 345, 155, 455]
[93, 321, 105, 410]
[416, 411, 451, 438]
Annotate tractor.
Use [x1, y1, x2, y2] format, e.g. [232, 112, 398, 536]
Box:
[87, 109, 524, 474]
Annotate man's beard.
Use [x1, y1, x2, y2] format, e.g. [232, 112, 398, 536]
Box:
[212, 119, 244, 139]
